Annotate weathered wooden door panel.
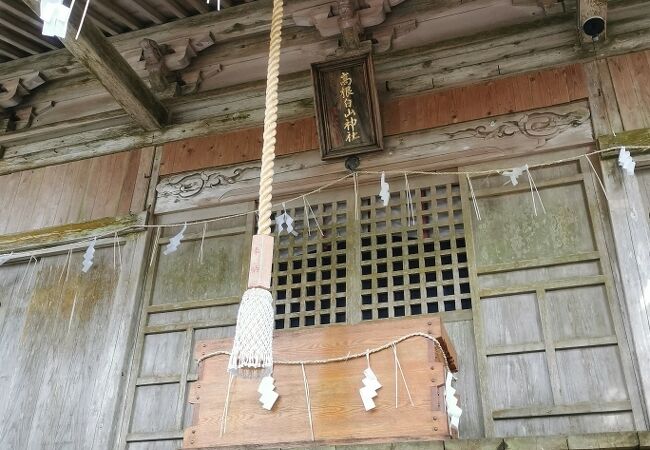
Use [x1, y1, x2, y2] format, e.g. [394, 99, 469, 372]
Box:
[122, 178, 485, 447]
[120, 212, 254, 450]
[461, 150, 644, 436]
[0, 235, 145, 450]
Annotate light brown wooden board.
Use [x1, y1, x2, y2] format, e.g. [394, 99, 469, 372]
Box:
[184, 316, 457, 449]
[160, 64, 587, 176]
[0, 148, 152, 236]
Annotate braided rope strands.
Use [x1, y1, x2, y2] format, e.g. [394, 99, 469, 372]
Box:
[256, 0, 283, 237]
[228, 0, 284, 379]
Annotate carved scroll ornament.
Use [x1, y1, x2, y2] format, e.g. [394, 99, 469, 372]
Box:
[445, 109, 590, 143]
[157, 166, 261, 200]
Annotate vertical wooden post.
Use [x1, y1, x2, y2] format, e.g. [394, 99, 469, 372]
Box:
[600, 155, 650, 424]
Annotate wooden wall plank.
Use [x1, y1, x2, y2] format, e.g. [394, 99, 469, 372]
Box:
[161, 64, 588, 176]
[0, 172, 21, 235]
[607, 52, 650, 131]
[0, 150, 153, 237]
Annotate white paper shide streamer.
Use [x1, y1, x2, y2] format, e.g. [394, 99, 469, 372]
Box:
[379, 172, 390, 206]
[359, 355, 382, 411]
[40, 0, 72, 37]
[164, 223, 187, 255]
[501, 165, 527, 186]
[445, 372, 462, 435]
[618, 147, 636, 176]
[258, 376, 279, 410]
[275, 205, 295, 235]
[81, 238, 96, 273]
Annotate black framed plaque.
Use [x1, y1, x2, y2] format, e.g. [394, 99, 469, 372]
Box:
[311, 52, 383, 160]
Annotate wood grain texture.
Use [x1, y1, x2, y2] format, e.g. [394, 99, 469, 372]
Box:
[607, 51, 650, 132]
[0, 148, 154, 236]
[0, 233, 148, 449]
[160, 64, 587, 176]
[185, 316, 455, 449]
[160, 117, 320, 176]
[459, 150, 645, 436]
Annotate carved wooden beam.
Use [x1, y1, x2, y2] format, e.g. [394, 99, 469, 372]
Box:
[21, 0, 169, 130]
[577, 0, 607, 44]
[293, 0, 409, 51]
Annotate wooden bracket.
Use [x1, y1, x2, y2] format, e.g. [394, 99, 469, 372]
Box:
[137, 34, 216, 94]
[0, 72, 46, 110]
[293, 0, 409, 52]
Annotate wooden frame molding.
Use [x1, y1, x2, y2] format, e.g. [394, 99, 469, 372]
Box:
[0, 212, 146, 253]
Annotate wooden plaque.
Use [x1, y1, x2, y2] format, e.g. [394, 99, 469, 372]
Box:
[311, 52, 383, 159]
[184, 316, 457, 449]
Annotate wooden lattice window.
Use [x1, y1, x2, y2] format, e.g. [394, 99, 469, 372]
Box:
[272, 198, 349, 329]
[270, 175, 472, 330]
[358, 175, 471, 321]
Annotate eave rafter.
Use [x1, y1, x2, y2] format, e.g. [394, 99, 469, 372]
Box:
[20, 0, 169, 131]
[0, 0, 647, 173]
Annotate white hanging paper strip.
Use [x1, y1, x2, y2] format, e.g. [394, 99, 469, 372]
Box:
[257, 376, 279, 410]
[81, 238, 96, 273]
[379, 172, 390, 206]
[275, 204, 295, 235]
[445, 371, 462, 434]
[618, 147, 636, 176]
[164, 223, 187, 255]
[40, 0, 72, 38]
[501, 165, 527, 186]
[360, 365, 382, 411]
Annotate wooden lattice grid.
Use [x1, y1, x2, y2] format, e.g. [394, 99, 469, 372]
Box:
[271, 198, 349, 329]
[358, 174, 471, 320]
[270, 175, 471, 329]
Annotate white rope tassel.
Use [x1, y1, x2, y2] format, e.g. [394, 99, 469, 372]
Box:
[301, 363, 315, 441]
[149, 227, 161, 268]
[393, 344, 414, 407]
[303, 196, 324, 237]
[466, 175, 481, 221]
[220, 374, 234, 437]
[228, 288, 274, 378]
[525, 166, 546, 216]
[198, 222, 207, 264]
[228, 0, 282, 379]
[404, 173, 416, 226]
[584, 155, 609, 201]
[75, 0, 91, 40]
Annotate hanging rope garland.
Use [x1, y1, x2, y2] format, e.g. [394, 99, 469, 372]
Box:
[227, 0, 284, 379]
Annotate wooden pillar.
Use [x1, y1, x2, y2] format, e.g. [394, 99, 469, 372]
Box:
[586, 57, 650, 422]
[598, 132, 650, 425]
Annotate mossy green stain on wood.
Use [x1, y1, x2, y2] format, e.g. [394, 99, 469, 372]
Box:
[473, 185, 595, 267]
[17, 249, 118, 348]
[152, 233, 245, 305]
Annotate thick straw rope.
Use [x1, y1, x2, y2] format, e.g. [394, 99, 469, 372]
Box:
[198, 332, 452, 372]
[256, 0, 284, 236]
